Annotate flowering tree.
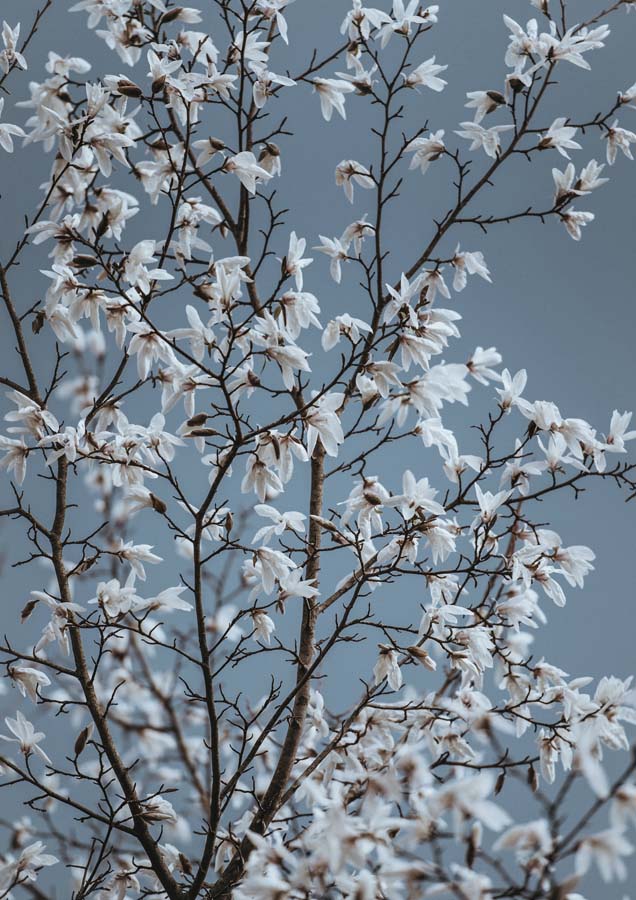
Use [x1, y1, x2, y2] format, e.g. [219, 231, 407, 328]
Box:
[1, 0, 636, 896]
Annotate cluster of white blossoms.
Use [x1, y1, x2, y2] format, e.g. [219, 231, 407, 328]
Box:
[0, 0, 635, 897]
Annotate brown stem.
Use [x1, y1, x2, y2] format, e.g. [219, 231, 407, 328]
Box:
[0, 265, 41, 404]
[209, 442, 325, 896]
[49, 459, 182, 899]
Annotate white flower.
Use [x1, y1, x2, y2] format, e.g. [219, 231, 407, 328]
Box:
[406, 130, 446, 174]
[455, 121, 514, 158]
[113, 536, 163, 581]
[230, 30, 269, 67]
[388, 470, 445, 521]
[306, 393, 345, 457]
[620, 80, 636, 106]
[432, 773, 511, 831]
[561, 210, 594, 241]
[541, 23, 610, 70]
[496, 368, 527, 410]
[604, 120, 636, 165]
[88, 572, 140, 618]
[241, 456, 284, 501]
[378, 0, 435, 47]
[137, 586, 193, 614]
[605, 410, 636, 453]
[430, 866, 493, 900]
[451, 246, 491, 290]
[250, 310, 311, 390]
[575, 828, 634, 882]
[170, 305, 216, 361]
[123, 240, 173, 293]
[279, 291, 322, 338]
[252, 504, 306, 545]
[373, 645, 402, 691]
[419, 268, 450, 303]
[552, 162, 584, 203]
[341, 474, 390, 536]
[127, 321, 176, 379]
[474, 484, 511, 525]
[256, 0, 296, 44]
[340, 2, 391, 40]
[538, 118, 581, 158]
[251, 609, 276, 644]
[104, 870, 141, 898]
[9, 667, 51, 702]
[314, 235, 350, 283]
[342, 216, 375, 256]
[0, 842, 58, 888]
[335, 160, 375, 202]
[32, 593, 85, 657]
[252, 66, 295, 109]
[403, 57, 447, 91]
[465, 89, 506, 123]
[578, 158, 608, 192]
[193, 136, 226, 167]
[174, 196, 222, 259]
[0, 21, 27, 74]
[1, 711, 51, 765]
[611, 783, 636, 829]
[468, 346, 502, 384]
[278, 569, 319, 603]
[248, 547, 296, 594]
[0, 436, 29, 484]
[206, 64, 238, 100]
[115, 540, 162, 580]
[503, 15, 543, 71]
[0, 97, 25, 152]
[121, 486, 161, 515]
[141, 796, 178, 826]
[494, 819, 552, 864]
[280, 231, 312, 290]
[224, 151, 273, 194]
[312, 78, 355, 121]
[322, 313, 371, 351]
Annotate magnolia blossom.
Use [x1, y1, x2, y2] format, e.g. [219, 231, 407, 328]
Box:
[378, 0, 435, 47]
[305, 392, 345, 456]
[224, 151, 273, 194]
[373, 644, 402, 691]
[252, 504, 306, 545]
[538, 118, 582, 158]
[403, 56, 447, 91]
[252, 66, 296, 109]
[88, 573, 140, 618]
[604, 120, 636, 165]
[280, 231, 313, 290]
[9, 667, 51, 702]
[312, 77, 355, 121]
[0, 21, 27, 74]
[0, 96, 25, 152]
[250, 609, 276, 644]
[465, 89, 506, 122]
[321, 313, 371, 350]
[314, 234, 350, 283]
[0, 842, 58, 890]
[406, 130, 446, 173]
[141, 796, 178, 826]
[561, 209, 595, 241]
[456, 121, 515, 158]
[334, 159, 375, 202]
[1, 712, 51, 765]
